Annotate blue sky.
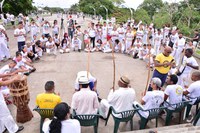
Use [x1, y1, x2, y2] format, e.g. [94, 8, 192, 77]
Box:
[33, 0, 183, 9]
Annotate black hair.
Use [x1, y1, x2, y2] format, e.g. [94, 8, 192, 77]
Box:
[115, 39, 120, 44]
[45, 81, 55, 91]
[61, 39, 67, 47]
[81, 84, 89, 88]
[16, 51, 22, 57]
[185, 48, 193, 55]
[97, 39, 102, 44]
[143, 44, 147, 46]
[169, 75, 178, 84]
[49, 102, 70, 133]
[11, 60, 17, 64]
[35, 40, 41, 46]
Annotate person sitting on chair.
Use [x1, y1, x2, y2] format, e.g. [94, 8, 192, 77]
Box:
[36, 81, 61, 109]
[183, 71, 200, 121]
[99, 76, 136, 118]
[134, 77, 164, 118]
[71, 77, 99, 114]
[42, 102, 80, 133]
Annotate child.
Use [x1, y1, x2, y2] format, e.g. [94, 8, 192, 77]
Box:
[60, 39, 70, 53]
[46, 36, 57, 55]
[95, 39, 103, 52]
[53, 34, 60, 49]
[138, 44, 148, 60]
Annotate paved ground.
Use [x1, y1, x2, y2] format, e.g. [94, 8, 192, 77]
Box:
[1, 14, 200, 133]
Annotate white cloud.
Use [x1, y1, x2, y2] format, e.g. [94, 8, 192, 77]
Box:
[33, 0, 183, 9]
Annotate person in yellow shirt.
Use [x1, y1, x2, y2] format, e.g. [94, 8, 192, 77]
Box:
[36, 81, 61, 108]
[149, 46, 174, 91]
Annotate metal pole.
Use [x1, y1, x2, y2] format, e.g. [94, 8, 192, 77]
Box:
[100, 5, 108, 22]
[129, 8, 133, 21]
[0, 0, 5, 13]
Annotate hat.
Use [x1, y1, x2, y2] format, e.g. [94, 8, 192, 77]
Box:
[78, 77, 89, 84]
[151, 77, 162, 87]
[119, 76, 130, 85]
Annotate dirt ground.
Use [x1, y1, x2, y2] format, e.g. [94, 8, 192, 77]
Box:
[1, 14, 200, 133]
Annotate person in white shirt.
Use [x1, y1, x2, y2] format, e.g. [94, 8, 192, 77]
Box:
[71, 34, 82, 52]
[52, 20, 59, 37]
[183, 71, 200, 120]
[135, 77, 164, 118]
[143, 44, 156, 68]
[40, 34, 48, 52]
[164, 74, 183, 109]
[172, 33, 186, 66]
[138, 44, 148, 60]
[25, 16, 30, 33]
[42, 102, 80, 133]
[154, 29, 163, 55]
[88, 23, 96, 48]
[133, 37, 142, 59]
[99, 76, 136, 118]
[169, 30, 178, 49]
[125, 29, 134, 54]
[30, 20, 39, 40]
[71, 77, 99, 114]
[111, 26, 119, 43]
[177, 48, 199, 89]
[0, 25, 10, 61]
[60, 38, 70, 54]
[14, 21, 26, 51]
[117, 23, 125, 43]
[107, 22, 113, 40]
[41, 20, 51, 38]
[46, 37, 57, 55]
[101, 22, 107, 43]
[0, 75, 24, 133]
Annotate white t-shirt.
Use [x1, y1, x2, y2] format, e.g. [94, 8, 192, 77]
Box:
[43, 24, 50, 34]
[102, 26, 107, 36]
[40, 37, 48, 45]
[107, 26, 113, 35]
[187, 81, 200, 104]
[46, 41, 55, 48]
[164, 85, 183, 105]
[140, 90, 164, 118]
[14, 28, 26, 42]
[182, 56, 199, 74]
[154, 34, 163, 46]
[88, 28, 96, 38]
[42, 119, 81, 133]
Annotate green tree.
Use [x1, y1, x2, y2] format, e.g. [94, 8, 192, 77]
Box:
[134, 9, 151, 24]
[3, 0, 34, 15]
[138, 0, 164, 19]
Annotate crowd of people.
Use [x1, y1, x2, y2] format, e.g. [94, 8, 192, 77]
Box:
[0, 13, 200, 133]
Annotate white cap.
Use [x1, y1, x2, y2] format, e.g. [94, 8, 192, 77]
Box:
[152, 77, 162, 87]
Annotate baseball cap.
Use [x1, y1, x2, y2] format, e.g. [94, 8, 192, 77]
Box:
[151, 77, 162, 87]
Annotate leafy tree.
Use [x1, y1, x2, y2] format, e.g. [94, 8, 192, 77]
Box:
[134, 9, 151, 24]
[3, 0, 34, 15]
[138, 0, 164, 19]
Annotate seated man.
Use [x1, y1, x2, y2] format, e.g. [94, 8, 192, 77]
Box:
[183, 71, 200, 121]
[0, 75, 24, 133]
[74, 71, 97, 92]
[99, 76, 136, 118]
[71, 77, 99, 114]
[135, 77, 164, 118]
[36, 81, 61, 109]
[164, 74, 183, 109]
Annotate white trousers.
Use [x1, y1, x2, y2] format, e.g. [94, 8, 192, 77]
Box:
[99, 99, 111, 119]
[0, 42, 10, 60]
[72, 43, 81, 50]
[178, 73, 190, 89]
[46, 47, 57, 55]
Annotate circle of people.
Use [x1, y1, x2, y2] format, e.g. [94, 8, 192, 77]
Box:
[0, 13, 200, 133]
